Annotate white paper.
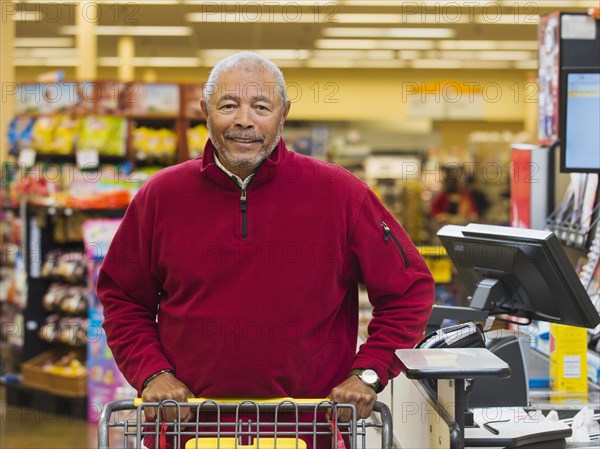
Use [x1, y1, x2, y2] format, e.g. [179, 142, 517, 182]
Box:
[18, 148, 36, 168]
[76, 148, 99, 169]
[561, 15, 596, 40]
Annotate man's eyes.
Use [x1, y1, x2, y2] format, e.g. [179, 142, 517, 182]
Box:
[218, 103, 271, 112]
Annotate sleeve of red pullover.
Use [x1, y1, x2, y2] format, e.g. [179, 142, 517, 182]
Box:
[348, 188, 435, 389]
[96, 196, 173, 392]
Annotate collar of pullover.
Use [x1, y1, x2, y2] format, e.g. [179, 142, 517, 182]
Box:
[200, 138, 287, 191]
[213, 151, 255, 190]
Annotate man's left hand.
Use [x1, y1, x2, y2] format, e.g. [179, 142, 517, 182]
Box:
[327, 376, 377, 422]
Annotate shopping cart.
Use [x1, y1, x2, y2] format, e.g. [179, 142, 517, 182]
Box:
[98, 398, 393, 449]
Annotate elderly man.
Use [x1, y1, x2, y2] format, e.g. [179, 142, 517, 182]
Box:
[97, 51, 434, 447]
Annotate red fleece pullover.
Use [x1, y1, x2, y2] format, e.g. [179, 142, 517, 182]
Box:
[97, 139, 435, 400]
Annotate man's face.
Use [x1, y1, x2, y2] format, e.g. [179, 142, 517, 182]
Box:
[201, 67, 291, 177]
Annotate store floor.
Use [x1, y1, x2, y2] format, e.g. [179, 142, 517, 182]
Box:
[1, 386, 98, 449]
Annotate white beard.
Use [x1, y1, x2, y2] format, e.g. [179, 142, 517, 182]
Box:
[207, 118, 284, 172]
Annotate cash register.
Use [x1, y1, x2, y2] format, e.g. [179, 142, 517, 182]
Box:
[396, 224, 600, 448]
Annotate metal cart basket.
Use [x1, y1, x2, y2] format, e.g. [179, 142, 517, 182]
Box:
[98, 398, 393, 449]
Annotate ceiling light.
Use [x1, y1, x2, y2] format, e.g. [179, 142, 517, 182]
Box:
[11, 0, 181, 3]
[500, 0, 596, 6]
[186, 12, 330, 23]
[426, 50, 534, 60]
[316, 39, 435, 50]
[14, 38, 74, 48]
[336, 13, 471, 24]
[99, 57, 199, 67]
[60, 26, 193, 36]
[198, 49, 309, 60]
[322, 27, 456, 38]
[11, 11, 42, 21]
[398, 50, 421, 59]
[185, 0, 336, 4]
[13, 57, 79, 67]
[306, 59, 407, 68]
[459, 60, 513, 69]
[475, 14, 539, 25]
[307, 59, 354, 68]
[14, 48, 78, 58]
[335, 14, 406, 24]
[477, 50, 535, 60]
[312, 49, 396, 59]
[411, 59, 463, 69]
[438, 40, 537, 50]
[410, 59, 513, 69]
[514, 60, 538, 69]
[342, 0, 488, 5]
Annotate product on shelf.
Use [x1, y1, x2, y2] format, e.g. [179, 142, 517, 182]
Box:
[12, 173, 51, 206]
[44, 351, 86, 377]
[7, 116, 35, 156]
[28, 114, 81, 155]
[42, 283, 88, 315]
[131, 126, 177, 162]
[66, 189, 131, 210]
[82, 219, 123, 262]
[129, 83, 181, 116]
[187, 123, 209, 158]
[31, 116, 60, 153]
[78, 116, 127, 157]
[39, 315, 88, 346]
[21, 347, 87, 397]
[51, 116, 81, 155]
[41, 250, 87, 284]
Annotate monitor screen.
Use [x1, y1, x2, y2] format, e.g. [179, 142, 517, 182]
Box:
[437, 223, 600, 328]
[560, 68, 600, 173]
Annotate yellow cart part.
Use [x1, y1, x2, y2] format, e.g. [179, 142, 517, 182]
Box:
[134, 398, 329, 407]
[184, 438, 307, 449]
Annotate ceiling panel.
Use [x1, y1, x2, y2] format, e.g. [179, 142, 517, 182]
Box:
[11, 1, 597, 69]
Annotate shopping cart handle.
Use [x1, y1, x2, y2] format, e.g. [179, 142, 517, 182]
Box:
[133, 398, 332, 407]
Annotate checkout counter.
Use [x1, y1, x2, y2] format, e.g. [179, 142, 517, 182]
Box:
[361, 224, 600, 449]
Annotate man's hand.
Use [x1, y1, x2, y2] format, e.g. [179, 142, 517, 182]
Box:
[141, 371, 194, 422]
[328, 376, 377, 422]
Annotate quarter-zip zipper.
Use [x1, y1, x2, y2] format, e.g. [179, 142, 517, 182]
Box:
[228, 174, 254, 239]
[222, 159, 265, 239]
[380, 221, 409, 268]
[240, 188, 248, 238]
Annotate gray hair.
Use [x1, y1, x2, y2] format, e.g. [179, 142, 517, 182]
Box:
[203, 51, 288, 107]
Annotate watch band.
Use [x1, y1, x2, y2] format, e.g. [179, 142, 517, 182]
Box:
[348, 368, 381, 392]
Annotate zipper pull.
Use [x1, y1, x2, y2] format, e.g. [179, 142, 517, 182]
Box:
[240, 189, 247, 210]
[380, 221, 390, 242]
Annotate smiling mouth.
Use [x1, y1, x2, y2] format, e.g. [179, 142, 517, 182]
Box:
[229, 137, 260, 143]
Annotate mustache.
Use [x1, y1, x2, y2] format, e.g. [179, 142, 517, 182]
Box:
[225, 131, 264, 142]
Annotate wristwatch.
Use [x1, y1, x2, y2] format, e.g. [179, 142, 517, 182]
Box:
[349, 368, 381, 391]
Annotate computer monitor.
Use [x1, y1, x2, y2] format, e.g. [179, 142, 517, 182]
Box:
[559, 67, 600, 173]
[437, 223, 600, 329]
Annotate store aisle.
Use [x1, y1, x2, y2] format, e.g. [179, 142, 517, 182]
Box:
[1, 387, 98, 449]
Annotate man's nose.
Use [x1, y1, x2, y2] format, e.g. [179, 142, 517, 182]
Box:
[234, 104, 254, 128]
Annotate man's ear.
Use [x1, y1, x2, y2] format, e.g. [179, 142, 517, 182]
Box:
[282, 100, 291, 121]
[200, 98, 208, 117]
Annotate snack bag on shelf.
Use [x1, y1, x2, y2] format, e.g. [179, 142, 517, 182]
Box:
[79, 116, 127, 157]
[103, 117, 127, 157]
[31, 116, 59, 153]
[51, 116, 81, 155]
[187, 123, 209, 158]
[7, 116, 35, 156]
[158, 128, 177, 159]
[131, 126, 148, 158]
[131, 126, 151, 160]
